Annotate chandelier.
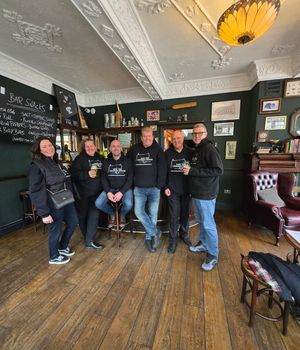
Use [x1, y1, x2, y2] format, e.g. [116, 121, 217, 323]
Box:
[217, 0, 281, 46]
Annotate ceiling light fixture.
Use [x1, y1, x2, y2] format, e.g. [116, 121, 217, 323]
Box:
[217, 0, 281, 46]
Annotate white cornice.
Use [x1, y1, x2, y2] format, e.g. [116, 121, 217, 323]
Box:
[164, 73, 252, 99]
[82, 87, 151, 106]
[0, 50, 298, 107]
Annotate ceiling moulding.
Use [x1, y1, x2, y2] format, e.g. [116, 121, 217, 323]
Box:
[3, 9, 63, 53]
[165, 73, 252, 99]
[70, 0, 162, 100]
[170, 0, 231, 58]
[0, 51, 90, 105]
[291, 49, 300, 78]
[0, 52, 58, 95]
[249, 56, 293, 85]
[82, 87, 151, 107]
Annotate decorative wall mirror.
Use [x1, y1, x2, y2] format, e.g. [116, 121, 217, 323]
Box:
[289, 108, 300, 137]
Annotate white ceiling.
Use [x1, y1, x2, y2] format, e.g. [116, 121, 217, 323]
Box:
[0, 0, 299, 107]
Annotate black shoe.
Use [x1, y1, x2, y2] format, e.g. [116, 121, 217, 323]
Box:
[180, 235, 192, 246]
[49, 255, 70, 265]
[167, 242, 177, 254]
[85, 241, 104, 250]
[152, 230, 162, 249]
[145, 239, 156, 253]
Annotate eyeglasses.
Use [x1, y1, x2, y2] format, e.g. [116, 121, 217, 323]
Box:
[192, 131, 206, 136]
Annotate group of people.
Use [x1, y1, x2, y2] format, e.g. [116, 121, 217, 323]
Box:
[28, 123, 223, 272]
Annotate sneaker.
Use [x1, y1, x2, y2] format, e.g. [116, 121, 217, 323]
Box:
[179, 235, 192, 246]
[119, 218, 126, 229]
[58, 247, 75, 256]
[152, 230, 162, 249]
[85, 241, 104, 250]
[49, 255, 70, 265]
[201, 255, 218, 272]
[108, 216, 115, 228]
[189, 241, 207, 253]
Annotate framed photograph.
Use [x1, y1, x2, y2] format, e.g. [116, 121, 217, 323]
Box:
[284, 78, 300, 98]
[225, 141, 237, 160]
[211, 100, 240, 121]
[146, 110, 160, 122]
[53, 84, 80, 127]
[259, 98, 281, 114]
[257, 130, 269, 142]
[265, 116, 287, 130]
[213, 122, 234, 136]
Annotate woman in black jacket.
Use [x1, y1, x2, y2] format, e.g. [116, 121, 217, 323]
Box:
[71, 139, 105, 249]
[28, 137, 78, 265]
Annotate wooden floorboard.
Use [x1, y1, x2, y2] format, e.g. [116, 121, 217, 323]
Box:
[0, 212, 299, 349]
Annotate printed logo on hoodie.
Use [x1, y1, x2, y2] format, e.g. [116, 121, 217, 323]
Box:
[88, 159, 102, 170]
[170, 158, 187, 173]
[107, 164, 126, 177]
[135, 152, 153, 166]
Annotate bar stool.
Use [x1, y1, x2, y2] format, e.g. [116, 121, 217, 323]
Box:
[108, 201, 122, 247]
[240, 254, 290, 335]
[19, 190, 38, 231]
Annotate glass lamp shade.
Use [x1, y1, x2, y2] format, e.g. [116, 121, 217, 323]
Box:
[217, 0, 281, 46]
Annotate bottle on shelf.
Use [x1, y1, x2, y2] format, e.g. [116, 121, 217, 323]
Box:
[140, 118, 144, 127]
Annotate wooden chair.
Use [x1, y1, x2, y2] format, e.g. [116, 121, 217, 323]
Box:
[240, 254, 290, 335]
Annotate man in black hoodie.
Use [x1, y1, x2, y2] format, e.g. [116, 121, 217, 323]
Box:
[127, 127, 167, 253]
[183, 123, 223, 271]
[164, 130, 192, 253]
[71, 139, 104, 250]
[95, 140, 133, 228]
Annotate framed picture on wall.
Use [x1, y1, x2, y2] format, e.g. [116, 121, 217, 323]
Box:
[213, 122, 234, 136]
[265, 116, 287, 130]
[257, 130, 269, 142]
[259, 98, 281, 114]
[146, 110, 160, 122]
[53, 84, 80, 128]
[225, 141, 237, 160]
[211, 100, 240, 121]
[284, 78, 300, 98]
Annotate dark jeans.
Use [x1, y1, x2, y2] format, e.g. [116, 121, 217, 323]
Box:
[168, 193, 190, 244]
[76, 195, 100, 245]
[48, 202, 78, 259]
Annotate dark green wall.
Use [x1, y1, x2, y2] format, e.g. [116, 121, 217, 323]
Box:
[0, 75, 57, 233]
[1, 74, 300, 233]
[84, 91, 253, 211]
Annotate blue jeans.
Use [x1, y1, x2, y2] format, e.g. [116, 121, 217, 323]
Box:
[192, 198, 219, 258]
[48, 202, 78, 259]
[134, 187, 160, 240]
[95, 189, 133, 219]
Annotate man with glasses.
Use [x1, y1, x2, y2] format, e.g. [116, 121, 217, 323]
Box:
[182, 123, 223, 271]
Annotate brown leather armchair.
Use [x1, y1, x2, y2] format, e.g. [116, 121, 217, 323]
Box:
[247, 171, 300, 246]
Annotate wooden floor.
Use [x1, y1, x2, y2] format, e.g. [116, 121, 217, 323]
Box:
[0, 212, 300, 350]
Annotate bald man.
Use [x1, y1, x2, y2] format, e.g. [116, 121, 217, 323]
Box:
[95, 140, 133, 228]
[164, 130, 192, 253]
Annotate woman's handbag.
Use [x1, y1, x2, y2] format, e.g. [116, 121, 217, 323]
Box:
[47, 185, 75, 209]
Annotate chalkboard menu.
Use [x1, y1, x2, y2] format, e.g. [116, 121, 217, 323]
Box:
[0, 86, 57, 143]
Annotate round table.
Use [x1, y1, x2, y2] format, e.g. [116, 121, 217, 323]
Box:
[284, 229, 300, 264]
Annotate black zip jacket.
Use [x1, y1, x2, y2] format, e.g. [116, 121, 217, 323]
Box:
[28, 158, 72, 218]
[101, 152, 133, 194]
[189, 138, 223, 199]
[71, 152, 104, 198]
[249, 251, 300, 303]
[165, 144, 192, 195]
[127, 140, 166, 189]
